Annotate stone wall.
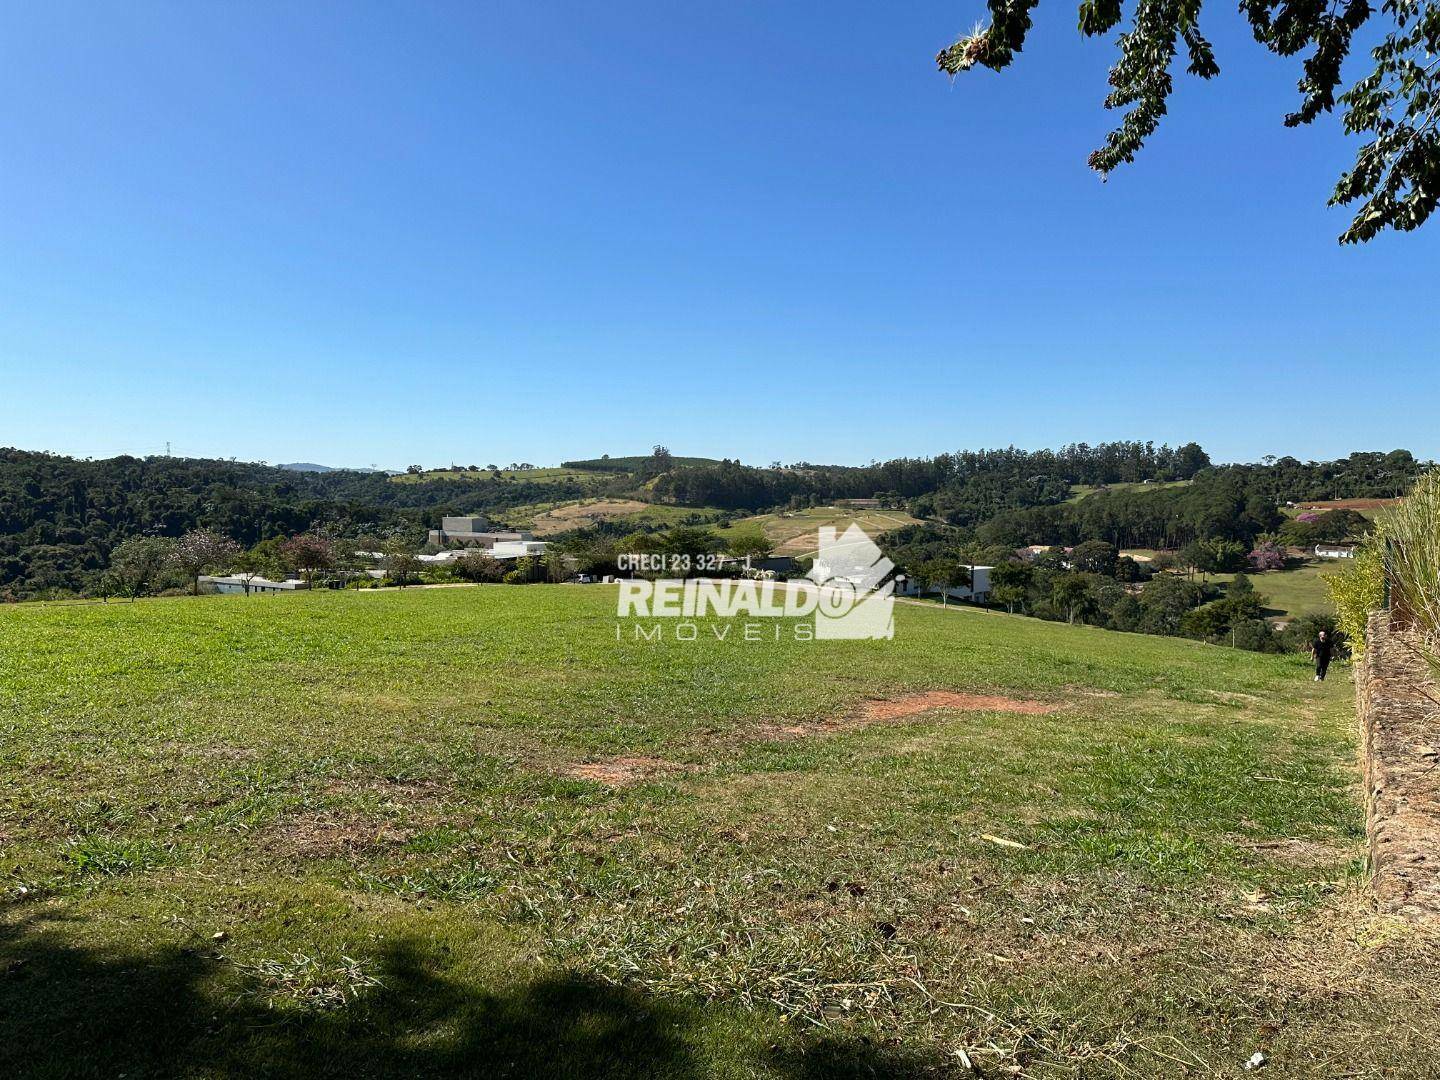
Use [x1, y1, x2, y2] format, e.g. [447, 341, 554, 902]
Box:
[1356, 611, 1440, 918]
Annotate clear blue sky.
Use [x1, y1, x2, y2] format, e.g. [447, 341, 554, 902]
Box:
[2, 2, 1435, 469]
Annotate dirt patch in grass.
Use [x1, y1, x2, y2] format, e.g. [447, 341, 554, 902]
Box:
[563, 757, 700, 788]
[263, 813, 416, 858]
[759, 691, 1062, 739]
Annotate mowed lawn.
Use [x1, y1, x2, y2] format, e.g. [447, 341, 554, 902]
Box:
[3, 588, 1437, 1078]
[1207, 562, 1339, 621]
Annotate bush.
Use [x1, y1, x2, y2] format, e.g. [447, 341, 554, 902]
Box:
[502, 569, 528, 585]
[1232, 619, 1283, 653]
[1327, 541, 1384, 653]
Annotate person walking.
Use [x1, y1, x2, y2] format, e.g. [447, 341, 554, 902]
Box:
[1311, 629, 1334, 682]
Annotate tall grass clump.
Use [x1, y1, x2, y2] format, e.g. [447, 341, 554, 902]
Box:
[1381, 472, 1440, 674]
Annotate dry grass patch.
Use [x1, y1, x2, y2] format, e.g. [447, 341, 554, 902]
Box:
[263, 812, 417, 858]
[563, 756, 702, 788]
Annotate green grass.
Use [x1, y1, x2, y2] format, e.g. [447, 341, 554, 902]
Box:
[1206, 561, 1339, 620]
[2, 588, 1434, 1077]
[1064, 480, 1192, 503]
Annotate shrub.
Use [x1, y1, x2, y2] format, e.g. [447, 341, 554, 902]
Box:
[1327, 542, 1384, 653]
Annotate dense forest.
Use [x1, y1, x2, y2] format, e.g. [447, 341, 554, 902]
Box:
[0, 442, 1426, 599]
[0, 450, 606, 598]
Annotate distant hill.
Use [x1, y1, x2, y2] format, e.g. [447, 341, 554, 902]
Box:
[278, 463, 384, 473]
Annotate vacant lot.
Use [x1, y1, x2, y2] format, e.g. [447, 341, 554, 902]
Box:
[736, 506, 926, 555]
[3, 589, 1436, 1077]
[507, 498, 726, 535]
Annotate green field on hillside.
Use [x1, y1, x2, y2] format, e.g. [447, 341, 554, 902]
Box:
[1065, 480, 1193, 503]
[735, 505, 926, 555]
[3, 588, 1435, 1077]
[1206, 561, 1339, 621]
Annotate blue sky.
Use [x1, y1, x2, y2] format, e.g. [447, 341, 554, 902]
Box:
[2, 2, 1435, 469]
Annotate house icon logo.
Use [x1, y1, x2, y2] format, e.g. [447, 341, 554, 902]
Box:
[805, 525, 896, 640]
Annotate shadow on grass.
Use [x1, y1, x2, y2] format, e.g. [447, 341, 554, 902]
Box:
[0, 910, 937, 1079]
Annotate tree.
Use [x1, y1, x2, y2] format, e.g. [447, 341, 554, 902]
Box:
[170, 530, 241, 594]
[727, 529, 775, 564]
[106, 536, 176, 599]
[452, 551, 505, 583]
[1311, 508, 1370, 542]
[936, 0, 1440, 242]
[1071, 539, 1119, 576]
[638, 445, 675, 482]
[1114, 555, 1144, 582]
[234, 540, 287, 595]
[1203, 538, 1250, 573]
[1050, 573, 1091, 625]
[1248, 539, 1287, 572]
[543, 549, 572, 583]
[382, 543, 421, 587]
[1177, 541, 1212, 579]
[660, 527, 719, 576]
[989, 560, 1034, 613]
[279, 533, 336, 587]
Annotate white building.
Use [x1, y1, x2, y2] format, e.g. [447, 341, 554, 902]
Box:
[897, 566, 992, 603]
[198, 574, 309, 594]
[425, 515, 536, 549]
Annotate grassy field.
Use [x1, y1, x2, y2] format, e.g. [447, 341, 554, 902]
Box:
[1065, 481, 1192, 503]
[735, 506, 926, 556]
[1206, 561, 1339, 621]
[3, 588, 1436, 1077]
[503, 498, 728, 535]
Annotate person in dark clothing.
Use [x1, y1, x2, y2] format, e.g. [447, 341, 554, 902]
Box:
[1311, 630, 1334, 681]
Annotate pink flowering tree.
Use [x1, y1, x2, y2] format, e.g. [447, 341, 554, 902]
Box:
[1248, 541, 1287, 572]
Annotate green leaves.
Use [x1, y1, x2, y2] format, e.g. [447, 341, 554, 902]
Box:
[941, 0, 1440, 241]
